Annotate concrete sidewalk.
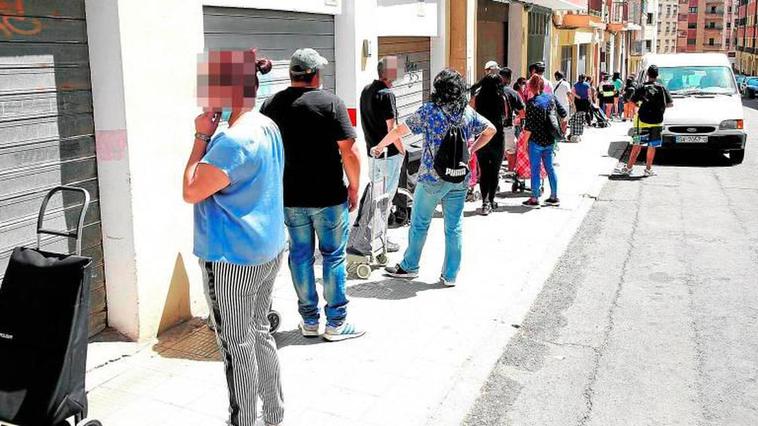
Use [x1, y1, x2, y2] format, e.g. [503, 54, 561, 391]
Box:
[84, 123, 630, 426]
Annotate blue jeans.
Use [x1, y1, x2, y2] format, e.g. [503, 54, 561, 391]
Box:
[399, 180, 467, 282]
[284, 203, 349, 327]
[528, 141, 558, 199]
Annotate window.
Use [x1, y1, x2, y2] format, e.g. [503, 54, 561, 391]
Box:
[689, 7, 697, 13]
[647, 13, 654, 24]
[667, 5, 672, 16]
[646, 40, 652, 50]
[688, 22, 697, 29]
[658, 66, 737, 94]
[709, 38, 715, 45]
[688, 39, 696, 45]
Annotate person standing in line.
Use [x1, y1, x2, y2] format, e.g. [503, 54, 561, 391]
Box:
[260, 48, 365, 342]
[532, 61, 554, 95]
[622, 76, 637, 122]
[499, 67, 526, 176]
[373, 69, 496, 285]
[586, 76, 597, 107]
[599, 73, 616, 119]
[618, 65, 673, 177]
[347, 56, 405, 257]
[613, 71, 624, 120]
[513, 76, 529, 138]
[470, 60, 501, 96]
[520, 74, 567, 209]
[471, 74, 507, 215]
[554, 70, 571, 136]
[573, 74, 592, 125]
[185, 50, 285, 426]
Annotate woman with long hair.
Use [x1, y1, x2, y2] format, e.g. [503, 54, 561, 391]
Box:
[184, 50, 285, 426]
[521, 74, 567, 209]
[371, 69, 496, 285]
[471, 73, 506, 215]
[622, 76, 637, 121]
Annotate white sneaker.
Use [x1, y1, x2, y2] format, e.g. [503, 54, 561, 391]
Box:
[298, 320, 320, 337]
[644, 168, 656, 177]
[440, 276, 457, 287]
[324, 322, 366, 342]
[616, 166, 632, 176]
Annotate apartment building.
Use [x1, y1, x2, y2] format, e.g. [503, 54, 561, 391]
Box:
[677, 0, 728, 52]
[658, 0, 680, 52]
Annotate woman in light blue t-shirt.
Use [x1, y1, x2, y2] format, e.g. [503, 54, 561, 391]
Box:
[182, 50, 285, 426]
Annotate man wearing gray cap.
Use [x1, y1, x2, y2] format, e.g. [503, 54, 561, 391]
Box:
[261, 48, 365, 342]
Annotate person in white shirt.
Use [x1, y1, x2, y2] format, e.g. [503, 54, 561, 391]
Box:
[553, 70, 571, 113]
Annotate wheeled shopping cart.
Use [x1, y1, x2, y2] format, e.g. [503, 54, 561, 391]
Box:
[346, 152, 392, 280]
[0, 186, 101, 426]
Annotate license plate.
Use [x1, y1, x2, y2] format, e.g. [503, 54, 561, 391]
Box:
[676, 135, 708, 143]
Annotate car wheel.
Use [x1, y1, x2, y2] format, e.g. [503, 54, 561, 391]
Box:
[730, 149, 745, 165]
[750, 90, 756, 99]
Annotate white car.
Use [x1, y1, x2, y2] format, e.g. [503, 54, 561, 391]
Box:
[636, 53, 746, 165]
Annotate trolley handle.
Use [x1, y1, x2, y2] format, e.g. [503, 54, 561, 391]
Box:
[36, 186, 91, 256]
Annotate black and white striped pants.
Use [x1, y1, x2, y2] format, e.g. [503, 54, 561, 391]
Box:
[200, 252, 285, 426]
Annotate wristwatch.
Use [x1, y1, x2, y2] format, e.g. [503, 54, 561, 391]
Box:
[195, 132, 211, 142]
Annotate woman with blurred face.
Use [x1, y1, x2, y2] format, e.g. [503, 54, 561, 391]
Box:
[184, 49, 285, 426]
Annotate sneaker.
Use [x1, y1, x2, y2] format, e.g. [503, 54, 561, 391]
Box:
[298, 320, 320, 338]
[440, 276, 456, 287]
[490, 200, 499, 209]
[324, 322, 366, 342]
[481, 202, 492, 216]
[644, 168, 656, 177]
[386, 240, 400, 253]
[385, 264, 419, 279]
[616, 166, 632, 176]
[522, 198, 541, 209]
[544, 197, 560, 207]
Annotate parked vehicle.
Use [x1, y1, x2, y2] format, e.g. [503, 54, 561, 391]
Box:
[636, 53, 747, 165]
[735, 75, 747, 94]
[742, 76, 758, 98]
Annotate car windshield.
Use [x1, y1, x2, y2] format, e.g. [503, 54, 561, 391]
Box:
[658, 66, 737, 95]
[747, 77, 758, 86]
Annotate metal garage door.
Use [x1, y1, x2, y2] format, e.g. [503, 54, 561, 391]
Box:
[378, 37, 431, 148]
[203, 7, 336, 108]
[0, 0, 107, 336]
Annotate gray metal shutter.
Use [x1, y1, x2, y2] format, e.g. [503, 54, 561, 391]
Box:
[203, 7, 336, 108]
[378, 37, 431, 148]
[0, 0, 107, 336]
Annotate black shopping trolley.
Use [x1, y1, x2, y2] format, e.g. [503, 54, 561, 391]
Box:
[0, 186, 101, 426]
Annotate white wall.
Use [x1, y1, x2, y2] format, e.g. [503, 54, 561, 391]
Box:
[85, 0, 140, 340]
[431, 0, 448, 76]
[375, 0, 439, 36]
[87, 0, 206, 340]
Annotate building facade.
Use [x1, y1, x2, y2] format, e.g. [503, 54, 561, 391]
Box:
[735, 0, 756, 74]
[658, 0, 680, 52]
[677, 0, 728, 52]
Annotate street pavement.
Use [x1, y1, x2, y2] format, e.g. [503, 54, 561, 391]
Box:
[83, 121, 629, 426]
[463, 101, 758, 426]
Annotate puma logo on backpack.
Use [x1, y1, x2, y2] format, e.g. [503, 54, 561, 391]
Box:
[433, 115, 470, 183]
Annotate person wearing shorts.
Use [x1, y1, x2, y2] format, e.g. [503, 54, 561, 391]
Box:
[618, 65, 673, 177]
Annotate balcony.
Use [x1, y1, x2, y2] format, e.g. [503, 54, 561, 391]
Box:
[557, 12, 606, 29]
[706, 9, 725, 15]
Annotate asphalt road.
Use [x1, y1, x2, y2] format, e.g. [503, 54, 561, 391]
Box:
[463, 101, 758, 426]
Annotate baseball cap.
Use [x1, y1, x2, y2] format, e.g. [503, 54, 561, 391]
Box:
[484, 60, 499, 70]
[533, 61, 546, 72]
[290, 48, 328, 75]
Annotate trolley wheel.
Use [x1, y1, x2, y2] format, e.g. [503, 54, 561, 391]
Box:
[268, 310, 281, 333]
[376, 253, 389, 266]
[356, 264, 372, 280]
[76, 419, 103, 426]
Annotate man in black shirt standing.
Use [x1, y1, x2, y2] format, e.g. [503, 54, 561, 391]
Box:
[261, 48, 365, 342]
[618, 65, 673, 177]
[347, 56, 405, 257]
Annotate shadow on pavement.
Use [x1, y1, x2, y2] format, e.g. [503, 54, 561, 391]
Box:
[347, 278, 446, 300]
[463, 204, 532, 217]
[606, 140, 631, 161]
[653, 149, 733, 167]
[275, 329, 331, 349]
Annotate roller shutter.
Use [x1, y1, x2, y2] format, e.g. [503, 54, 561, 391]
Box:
[203, 7, 336, 108]
[378, 37, 431, 149]
[0, 0, 107, 336]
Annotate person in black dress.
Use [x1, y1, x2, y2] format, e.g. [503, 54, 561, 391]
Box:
[470, 74, 506, 215]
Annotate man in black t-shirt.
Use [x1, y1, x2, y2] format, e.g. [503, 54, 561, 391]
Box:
[261, 48, 365, 342]
[618, 65, 673, 177]
[347, 56, 405, 256]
